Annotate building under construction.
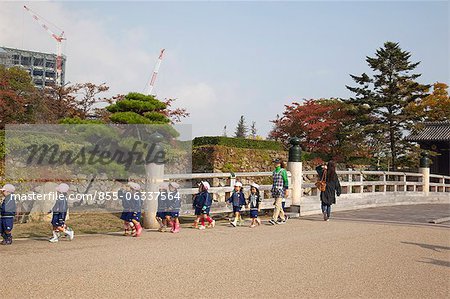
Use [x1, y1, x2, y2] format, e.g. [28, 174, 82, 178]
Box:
[0, 46, 66, 88]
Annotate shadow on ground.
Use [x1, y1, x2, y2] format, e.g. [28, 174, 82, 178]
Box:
[401, 241, 450, 252]
[418, 258, 450, 268]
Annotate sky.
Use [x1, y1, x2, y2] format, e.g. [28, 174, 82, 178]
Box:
[0, 1, 448, 138]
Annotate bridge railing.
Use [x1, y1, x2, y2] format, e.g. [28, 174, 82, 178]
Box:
[165, 170, 450, 214]
[164, 171, 292, 213]
[430, 174, 450, 193]
[302, 170, 428, 196]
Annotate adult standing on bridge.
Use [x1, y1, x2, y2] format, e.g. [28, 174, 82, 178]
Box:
[269, 159, 288, 225]
[316, 161, 341, 221]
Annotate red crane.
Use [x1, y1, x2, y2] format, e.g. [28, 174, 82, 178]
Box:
[23, 5, 66, 86]
[145, 49, 165, 95]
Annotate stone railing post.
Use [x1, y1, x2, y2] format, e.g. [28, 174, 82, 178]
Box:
[419, 152, 430, 196]
[287, 137, 302, 214]
[143, 132, 165, 229]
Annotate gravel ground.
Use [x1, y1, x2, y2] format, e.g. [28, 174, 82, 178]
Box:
[1, 204, 449, 298]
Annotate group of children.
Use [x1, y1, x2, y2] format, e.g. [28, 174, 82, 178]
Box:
[156, 181, 182, 233]
[1, 159, 290, 245]
[0, 183, 74, 245]
[226, 182, 263, 228]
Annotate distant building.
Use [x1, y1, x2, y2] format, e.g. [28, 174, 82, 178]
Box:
[406, 121, 450, 175]
[0, 46, 66, 88]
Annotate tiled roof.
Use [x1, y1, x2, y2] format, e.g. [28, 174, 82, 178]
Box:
[406, 121, 450, 142]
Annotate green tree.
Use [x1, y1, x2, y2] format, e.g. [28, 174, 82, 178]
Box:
[250, 121, 257, 139]
[234, 115, 248, 138]
[346, 41, 429, 170]
[107, 92, 170, 124]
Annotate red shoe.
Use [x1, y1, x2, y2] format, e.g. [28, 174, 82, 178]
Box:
[172, 222, 180, 233]
[134, 223, 143, 237]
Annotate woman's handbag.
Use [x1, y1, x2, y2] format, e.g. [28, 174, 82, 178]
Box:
[315, 169, 327, 192]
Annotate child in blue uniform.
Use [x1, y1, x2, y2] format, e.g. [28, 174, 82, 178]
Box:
[127, 182, 143, 237]
[156, 183, 171, 232]
[49, 183, 74, 243]
[226, 182, 246, 227]
[247, 183, 262, 228]
[168, 182, 181, 233]
[119, 184, 132, 236]
[193, 181, 215, 230]
[1, 184, 16, 245]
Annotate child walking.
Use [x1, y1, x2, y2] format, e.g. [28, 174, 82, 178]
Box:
[193, 181, 215, 230]
[247, 183, 262, 228]
[128, 182, 143, 237]
[226, 182, 246, 227]
[0, 184, 16, 245]
[168, 182, 181, 233]
[49, 183, 74, 243]
[119, 183, 132, 236]
[156, 183, 170, 232]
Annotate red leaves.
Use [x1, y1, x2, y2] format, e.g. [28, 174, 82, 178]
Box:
[161, 98, 190, 124]
[269, 99, 353, 159]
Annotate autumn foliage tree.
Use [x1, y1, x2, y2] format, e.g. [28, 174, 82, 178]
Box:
[269, 99, 370, 163]
[72, 82, 109, 119]
[0, 66, 34, 128]
[405, 82, 450, 121]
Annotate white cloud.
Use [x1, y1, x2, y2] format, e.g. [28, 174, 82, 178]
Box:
[0, 2, 266, 138]
[0, 2, 154, 96]
[167, 82, 224, 137]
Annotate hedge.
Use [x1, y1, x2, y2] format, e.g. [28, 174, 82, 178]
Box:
[193, 136, 285, 151]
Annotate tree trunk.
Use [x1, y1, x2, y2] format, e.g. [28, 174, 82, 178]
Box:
[389, 121, 397, 171]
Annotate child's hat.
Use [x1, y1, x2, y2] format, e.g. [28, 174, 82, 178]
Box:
[159, 182, 169, 189]
[128, 182, 141, 190]
[200, 181, 210, 190]
[234, 182, 243, 187]
[55, 183, 70, 193]
[273, 158, 281, 163]
[250, 183, 260, 189]
[169, 182, 180, 189]
[0, 184, 16, 192]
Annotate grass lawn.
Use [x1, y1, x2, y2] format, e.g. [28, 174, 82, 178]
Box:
[13, 213, 123, 238]
[12, 210, 273, 239]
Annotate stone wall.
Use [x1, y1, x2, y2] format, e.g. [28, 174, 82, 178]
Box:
[192, 145, 288, 202]
[193, 145, 288, 173]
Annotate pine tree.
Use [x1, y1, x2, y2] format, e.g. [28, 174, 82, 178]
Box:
[250, 121, 257, 139]
[234, 115, 248, 138]
[346, 42, 429, 170]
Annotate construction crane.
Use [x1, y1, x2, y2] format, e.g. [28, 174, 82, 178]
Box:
[23, 5, 66, 86]
[145, 49, 165, 96]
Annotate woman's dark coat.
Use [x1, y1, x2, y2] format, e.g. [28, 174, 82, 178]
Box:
[316, 165, 341, 205]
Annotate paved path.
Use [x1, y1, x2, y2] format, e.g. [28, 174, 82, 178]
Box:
[1, 204, 449, 298]
[304, 203, 450, 227]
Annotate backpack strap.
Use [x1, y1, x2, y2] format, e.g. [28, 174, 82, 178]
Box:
[321, 169, 327, 182]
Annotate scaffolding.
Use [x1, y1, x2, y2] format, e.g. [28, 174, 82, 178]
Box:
[0, 46, 66, 88]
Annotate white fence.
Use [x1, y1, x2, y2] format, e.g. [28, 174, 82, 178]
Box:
[165, 170, 450, 215]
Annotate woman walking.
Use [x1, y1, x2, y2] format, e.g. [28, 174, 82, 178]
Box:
[316, 161, 341, 221]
